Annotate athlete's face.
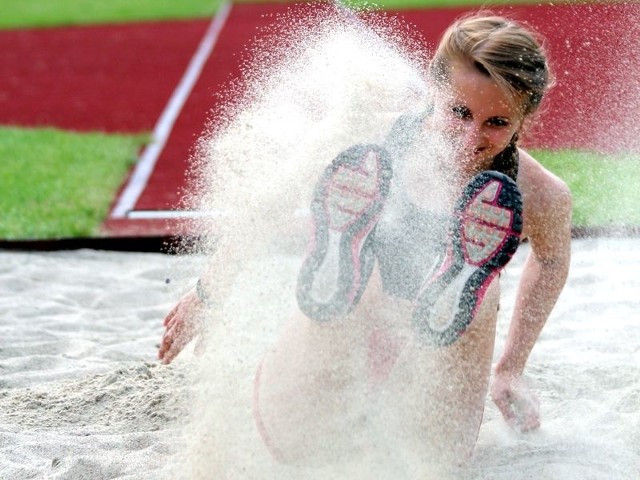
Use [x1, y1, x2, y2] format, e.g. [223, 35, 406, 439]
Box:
[433, 60, 524, 175]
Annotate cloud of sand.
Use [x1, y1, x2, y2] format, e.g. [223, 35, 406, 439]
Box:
[167, 4, 459, 479]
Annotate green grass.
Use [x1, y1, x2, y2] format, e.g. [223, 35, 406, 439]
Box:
[0, 0, 222, 29]
[1, 0, 554, 29]
[0, 127, 148, 240]
[343, 0, 544, 10]
[533, 150, 640, 228]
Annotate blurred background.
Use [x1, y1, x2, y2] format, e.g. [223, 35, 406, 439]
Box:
[1, 0, 638, 243]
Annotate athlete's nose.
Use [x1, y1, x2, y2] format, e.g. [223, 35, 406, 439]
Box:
[460, 121, 485, 149]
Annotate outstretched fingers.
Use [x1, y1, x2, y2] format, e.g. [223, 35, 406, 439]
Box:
[159, 322, 190, 364]
[491, 374, 541, 432]
[163, 303, 179, 327]
[158, 290, 205, 364]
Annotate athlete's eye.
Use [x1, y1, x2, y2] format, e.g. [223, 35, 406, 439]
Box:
[452, 105, 471, 119]
[488, 117, 510, 127]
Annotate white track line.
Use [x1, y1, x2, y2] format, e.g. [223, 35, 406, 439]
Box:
[127, 208, 311, 220]
[127, 210, 232, 219]
[110, 1, 232, 219]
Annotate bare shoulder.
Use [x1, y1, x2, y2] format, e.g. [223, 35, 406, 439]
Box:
[517, 149, 572, 255]
[518, 149, 572, 209]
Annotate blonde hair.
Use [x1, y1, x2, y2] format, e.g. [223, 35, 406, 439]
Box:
[430, 14, 551, 116]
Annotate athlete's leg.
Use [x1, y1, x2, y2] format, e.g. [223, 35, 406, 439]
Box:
[378, 280, 500, 466]
[255, 144, 393, 464]
[254, 307, 374, 465]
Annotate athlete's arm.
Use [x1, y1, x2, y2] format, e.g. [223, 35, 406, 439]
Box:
[158, 234, 253, 364]
[491, 154, 572, 430]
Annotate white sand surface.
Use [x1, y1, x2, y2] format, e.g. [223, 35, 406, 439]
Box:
[0, 249, 193, 479]
[0, 238, 639, 479]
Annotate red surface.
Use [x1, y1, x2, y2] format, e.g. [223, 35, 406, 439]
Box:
[0, 19, 209, 133]
[126, 1, 640, 224]
[131, 3, 297, 213]
[2, 2, 638, 238]
[395, 2, 640, 152]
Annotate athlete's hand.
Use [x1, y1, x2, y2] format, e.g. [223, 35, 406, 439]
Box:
[490, 370, 540, 432]
[158, 289, 208, 364]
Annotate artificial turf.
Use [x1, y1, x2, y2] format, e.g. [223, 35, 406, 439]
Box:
[532, 149, 640, 229]
[0, 127, 147, 240]
[0, 0, 220, 29]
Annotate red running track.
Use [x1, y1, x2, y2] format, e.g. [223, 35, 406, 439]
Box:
[2, 2, 638, 237]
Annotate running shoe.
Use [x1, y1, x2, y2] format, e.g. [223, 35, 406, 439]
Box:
[296, 144, 393, 321]
[412, 170, 523, 346]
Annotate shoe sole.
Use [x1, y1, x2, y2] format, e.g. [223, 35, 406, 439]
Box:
[296, 144, 393, 321]
[412, 170, 523, 345]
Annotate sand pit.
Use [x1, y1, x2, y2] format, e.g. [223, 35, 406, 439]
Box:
[0, 238, 638, 479]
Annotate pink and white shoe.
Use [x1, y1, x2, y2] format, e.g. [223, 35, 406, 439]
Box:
[296, 144, 392, 321]
[412, 170, 523, 345]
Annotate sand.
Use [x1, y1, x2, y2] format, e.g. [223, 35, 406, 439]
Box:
[0, 238, 638, 479]
[0, 249, 193, 479]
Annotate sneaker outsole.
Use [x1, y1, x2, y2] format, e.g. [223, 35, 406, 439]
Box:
[412, 170, 523, 346]
[297, 144, 393, 321]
